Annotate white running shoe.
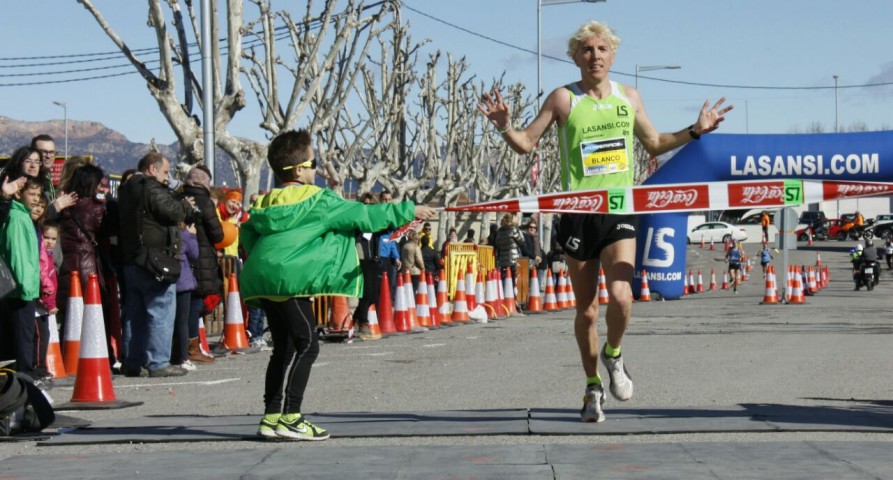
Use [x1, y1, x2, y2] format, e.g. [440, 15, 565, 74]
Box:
[179, 360, 197, 371]
[601, 346, 633, 401]
[580, 384, 606, 423]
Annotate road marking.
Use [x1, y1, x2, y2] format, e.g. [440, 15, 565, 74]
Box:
[423, 343, 446, 348]
[91, 378, 242, 389]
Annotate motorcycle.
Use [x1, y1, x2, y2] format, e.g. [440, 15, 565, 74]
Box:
[853, 260, 880, 291]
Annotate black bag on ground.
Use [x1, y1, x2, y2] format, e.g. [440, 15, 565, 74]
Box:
[0, 255, 15, 300]
[0, 370, 55, 436]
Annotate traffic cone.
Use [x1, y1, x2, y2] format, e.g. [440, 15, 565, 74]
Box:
[198, 316, 212, 356]
[800, 266, 812, 296]
[62, 271, 84, 375]
[362, 305, 383, 339]
[566, 275, 576, 308]
[709, 238, 715, 250]
[465, 263, 477, 312]
[427, 272, 441, 328]
[808, 266, 818, 293]
[721, 270, 729, 290]
[708, 268, 718, 291]
[527, 268, 543, 312]
[543, 268, 559, 311]
[788, 266, 805, 304]
[503, 268, 517, 315]
[638, 270, 652, 302]
[451, 268, 470, 323]
[45, 313, 67, 379]
[329, 296, 353, 333]
[378, 272, 397, 335]
[495, 268, 508, 317]
[403, 272, 419, 330]
[741, 264, 749, 283]
[696, 269, 705, 293]
[597, 267, 610, 304]
[556, 270, 570, 309]
[687, 270, 696, 294]
[760, 265, 779, 304]
[436, 270, 452, 326]
[475, 270, 486, 315]
[682, 271, 690, 296]
[65, 274, 140, 409]
[699, 234, 706, 249]
[807, 230, 814, 246]
[393, 273, 411, 332]
[816, 252, 822, 266]
[416, 273, 433, 329]
[483, 270, 498, 319]
[784, 266, 794, 300]
[221, 273, 250, 350]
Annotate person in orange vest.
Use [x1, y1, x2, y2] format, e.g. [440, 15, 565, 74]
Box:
[760, 211, 770, 244]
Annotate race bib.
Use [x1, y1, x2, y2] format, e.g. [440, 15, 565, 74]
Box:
[579, 137, 629, 176]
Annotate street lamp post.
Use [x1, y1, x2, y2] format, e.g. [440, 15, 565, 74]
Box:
[833, 75, 839, 133]
[52, 101, 68, 160]
[635, 64, 681, 90]
[536, 0, 605, 245]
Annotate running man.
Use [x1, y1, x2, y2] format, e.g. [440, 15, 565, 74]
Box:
[479, 21, 732, 422]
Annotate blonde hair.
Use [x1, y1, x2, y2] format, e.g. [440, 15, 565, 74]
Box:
[500, 213, 517, 227]
[567, 21, 620, 58]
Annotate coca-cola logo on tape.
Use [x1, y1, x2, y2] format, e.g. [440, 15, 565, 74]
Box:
[633, 186, 709, 211]
[729, 182, 784, 206]
[544, 192, 607, 212]
[831, 182, 892, 198]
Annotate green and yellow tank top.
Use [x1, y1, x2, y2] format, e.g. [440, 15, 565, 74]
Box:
[557, 81, 636, 191]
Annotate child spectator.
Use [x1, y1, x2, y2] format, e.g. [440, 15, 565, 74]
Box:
[30, 196, 56, 381]
[171, 222, 199, 371]
[241, 129, 436, 441]
[0, 176, 43, 381]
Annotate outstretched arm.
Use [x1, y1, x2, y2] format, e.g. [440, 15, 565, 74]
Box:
[628, 85, 733, 156]
[478, 88, 565, 154]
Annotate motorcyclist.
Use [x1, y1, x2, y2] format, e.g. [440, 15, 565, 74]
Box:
[851, 242, 878, 290]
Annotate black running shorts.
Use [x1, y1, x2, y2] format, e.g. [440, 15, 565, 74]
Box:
[557, 213, 639, 261]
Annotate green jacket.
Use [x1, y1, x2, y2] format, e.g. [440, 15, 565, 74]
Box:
[240, 185, 415, 303]
[0, 200, 39, 300]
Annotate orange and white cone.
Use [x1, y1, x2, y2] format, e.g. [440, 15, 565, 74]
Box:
[361, 305, 383, 340]
[708, 268, 718, 291]
[598, 267, 610, 304]
[543, 269, 559, 311]
[69, 275, 122, 406]
[45, 313, 67, 379]
[760, 265, 779, 304]
[393, 273, 411, 333]
[427, 272, 441, 328]
[556, 270, 570, 309]
[416, 273, 433, 329]
[527, 268, 543, 312]
[222, 273, 250, 350]
[696, 269, 705, 293]
[436, 271, 452, 326]
[682, 271, 690, 296]
[475, 270, 486, 315]
[687, 270, 696, 294]
[566, 275, 576, 308]
[709, 238, 715, 250]
[816, 252, 822, 266]
[808, 266, 818, 292]
[465, 264, 477, 312]
[451, 269, 471, 323]
[198, 316, 212, 356]
[699, 234, 706, 249]
[484, 270, 499, 319]
[784, 266, 794, 300]
[378, 272, 397, 335]
[721, 271, 730, 290]
[788, 266, 805, 304]
[638, 270, 652, 302]
[403, 272, 419, 330]
[807, 230, 814, 246]
[502, 268, 517, 316]
[62, 271, 84, 375]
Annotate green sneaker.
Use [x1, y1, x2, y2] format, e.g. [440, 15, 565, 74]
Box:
[275, 413, 330, 441]
[257, 413, 280, 438]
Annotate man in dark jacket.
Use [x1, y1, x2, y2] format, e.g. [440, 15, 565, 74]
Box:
[118, 153, 195, 378]
[178, 166, 223, 362]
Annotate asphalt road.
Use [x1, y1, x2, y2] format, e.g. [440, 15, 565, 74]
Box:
[1, 241, 891, 479]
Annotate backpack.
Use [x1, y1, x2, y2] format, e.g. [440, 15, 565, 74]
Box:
[0, 369, 55, 436]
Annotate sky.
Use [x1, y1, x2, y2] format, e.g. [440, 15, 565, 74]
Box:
[3, 0, 892, 147]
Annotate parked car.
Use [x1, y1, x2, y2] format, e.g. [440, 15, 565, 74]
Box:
[799, 210, 827, 229]
[737, 213, 780, 243]
[870, 217, 893, 241]
[688, 222, 748, 244]
[796, 218, 846, 241]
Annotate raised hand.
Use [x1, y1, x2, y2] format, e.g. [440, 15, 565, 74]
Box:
[694, 97, 734, 136]
[477, 89, 511, 131]
[52, 191, 78, 212]
[1, 176, 26, 199]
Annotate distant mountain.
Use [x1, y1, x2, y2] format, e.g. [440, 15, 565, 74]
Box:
[0, 116, 238, 185]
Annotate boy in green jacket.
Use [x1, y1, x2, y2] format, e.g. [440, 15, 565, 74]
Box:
[241, 130, 436, 441]
[0, 177, 43, 380]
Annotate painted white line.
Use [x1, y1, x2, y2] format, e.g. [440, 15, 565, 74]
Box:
[110, 378, 241, 389]
[422, 343, 446, 348]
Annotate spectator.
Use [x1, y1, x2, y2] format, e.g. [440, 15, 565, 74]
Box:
[485, 223, 497, 247]
[36, 221, 59, 381]
[462, 229, 476, 244]
[118, 153, 195, 378]
[354, 193, 385, 337]
[420, 237, 441, 280]
[177, 166, 222, 364]
[547, 214, 566, 286]
[171, 222, 199, 371]
[495, 213, 523, 280]
[0, 176, 42, 380]
[218, 189, 248, 258]
[30, 134, 57, 200]
[419, 222, 434, 249]
[56, 164, 119, 368]
[520, 219, 544, 287]
[401, 229, 425, 292]
[441, 227, 458, 259]
[378, 189, 401, 303]
[240, 129, 436, 440]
